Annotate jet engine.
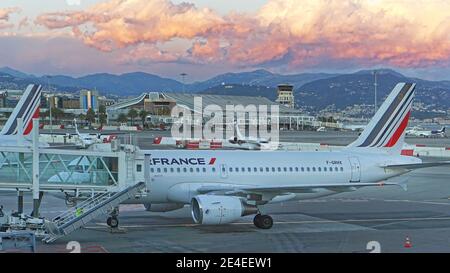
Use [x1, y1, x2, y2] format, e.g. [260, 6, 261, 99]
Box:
[144, 203, 184, 212]
[191, 195, 258, 225]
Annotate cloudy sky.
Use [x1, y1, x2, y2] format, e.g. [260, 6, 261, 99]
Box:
[1, 0, 450, 81]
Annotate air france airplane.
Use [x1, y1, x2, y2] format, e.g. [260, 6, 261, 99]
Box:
[128, 83, 449, 229]
[73, 119, 101, 148]
[228, 121, 272, 150]
[0, 84, 46, 147]
[406, 126, 446, 138]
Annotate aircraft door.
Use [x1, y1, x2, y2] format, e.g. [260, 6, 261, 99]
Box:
[144, 154, 153, 187]
[348, 156, 361, 182]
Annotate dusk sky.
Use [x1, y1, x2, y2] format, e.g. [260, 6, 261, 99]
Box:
[1, 0, 450, 81]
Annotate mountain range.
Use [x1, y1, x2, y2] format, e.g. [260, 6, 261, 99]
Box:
[0, 67, 337, 95]
[1, 66, 450, 116]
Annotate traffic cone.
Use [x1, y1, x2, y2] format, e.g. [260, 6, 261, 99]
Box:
[404, 236, 412, 248]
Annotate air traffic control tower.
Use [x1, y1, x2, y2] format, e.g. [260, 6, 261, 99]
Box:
[276, 84, 295, 109]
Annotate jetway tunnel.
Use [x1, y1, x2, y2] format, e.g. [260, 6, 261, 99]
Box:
[0, 139, 147, 243]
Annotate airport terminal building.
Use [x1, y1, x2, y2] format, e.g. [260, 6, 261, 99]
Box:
[106, 92, 319, 130]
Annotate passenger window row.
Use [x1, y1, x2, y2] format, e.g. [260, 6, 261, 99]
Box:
[150, 167, 215, 173]
[149, 166, 344, 174]
[227, 166, 344, 173]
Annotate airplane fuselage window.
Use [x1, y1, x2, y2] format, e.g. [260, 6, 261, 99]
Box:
[150, 161, 347, 177]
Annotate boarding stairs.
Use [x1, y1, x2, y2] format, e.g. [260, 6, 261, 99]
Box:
[43, 182, 146, 243]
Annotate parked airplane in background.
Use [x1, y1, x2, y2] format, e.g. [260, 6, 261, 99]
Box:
[228, 121, 272, 150]
[0, 84, 48, 147]
[125, 82, 450, 230]
[343, 124, 366, 132]
[406, 126, 446, 138]
[73, 119, 102, 148]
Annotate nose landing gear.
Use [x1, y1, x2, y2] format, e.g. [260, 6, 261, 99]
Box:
[106, 216, 119, 228]
[106, 207, 119, 228]
[253, 214, 273, 229]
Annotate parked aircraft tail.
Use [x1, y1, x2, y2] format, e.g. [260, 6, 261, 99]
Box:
[0, 84, 42, 136]
[74, 118, 80, 136]
[346, 82, 416, 154]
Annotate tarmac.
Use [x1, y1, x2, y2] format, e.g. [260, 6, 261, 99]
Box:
[1, 162, 450, 253]
[1, 130, 450, 253]
[41, 129, 450, 149]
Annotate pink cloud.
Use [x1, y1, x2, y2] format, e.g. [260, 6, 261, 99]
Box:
[118, 43, 181, 64]
[0, 7, 20, 29]
[33, 0, 450, 70]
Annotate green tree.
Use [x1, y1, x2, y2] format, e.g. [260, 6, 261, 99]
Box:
[85, 108, 96, 127]
[139, 109, 149, 128]
[78, 113, 86, 121]
[128, 109, 138, 125]
[98, 105, 107, 126]
[117, 113, 128, 124]
[40, 109, 49, 119]
[51, 107, 64, 122]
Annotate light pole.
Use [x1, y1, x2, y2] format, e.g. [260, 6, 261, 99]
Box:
[373, 70, 378, 113]
[46, 76, 54, 142]
[180, 73, 187, 94]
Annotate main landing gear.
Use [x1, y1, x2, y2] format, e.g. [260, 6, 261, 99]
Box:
[253, 214, 273, 229]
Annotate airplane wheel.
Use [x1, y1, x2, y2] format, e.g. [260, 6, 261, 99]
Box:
[259, 215, 273, 229]
[254, 214, 273, 229]
[65, 198, 77, 208]
[107, 217, 119, 228]
[253, 214, 262, 227]
[144, 203, 152, 211]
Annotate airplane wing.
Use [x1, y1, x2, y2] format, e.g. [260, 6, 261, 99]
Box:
[197, 181, 407, 195]
[382, 161, 450, 170]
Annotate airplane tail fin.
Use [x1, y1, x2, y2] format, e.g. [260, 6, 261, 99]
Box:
[346, 83, 416, 154]
[74, 118, 80, 135]
[0, 84, 42, 136]
[441, 127, 446, 133]
[234, 121, 245, 140]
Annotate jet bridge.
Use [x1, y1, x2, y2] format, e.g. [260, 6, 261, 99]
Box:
[0, 146, 123, 192]
[0, 119, 147, 242]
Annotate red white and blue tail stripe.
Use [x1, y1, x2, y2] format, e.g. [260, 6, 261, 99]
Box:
[347, 83, 415, 153]
[0, 84, 42, 136]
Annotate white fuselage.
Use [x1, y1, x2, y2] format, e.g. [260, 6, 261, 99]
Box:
[407, 128, 445, 137]
[75, 133, 98, 148]
[135, 149, 421, 204]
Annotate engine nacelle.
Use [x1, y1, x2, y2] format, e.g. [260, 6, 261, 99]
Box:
[191, 195, 258, 225]
[144, 203, 184, 212]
